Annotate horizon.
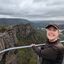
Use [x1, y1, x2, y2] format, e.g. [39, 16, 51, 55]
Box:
[0, 16, 64, 22]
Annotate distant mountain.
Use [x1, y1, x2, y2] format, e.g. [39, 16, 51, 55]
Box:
[32, 20, 64, 29]
[0, 18, 64, 29]
[32, 20, 64, 24]
[0, 18, 30, 25]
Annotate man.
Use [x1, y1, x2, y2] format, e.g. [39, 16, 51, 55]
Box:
[31, 24, 64, 64]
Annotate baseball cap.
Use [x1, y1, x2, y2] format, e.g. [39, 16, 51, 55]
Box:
[46, 24, 59, 30]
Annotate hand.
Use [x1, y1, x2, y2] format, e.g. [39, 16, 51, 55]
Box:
[30, 44, 36, 47]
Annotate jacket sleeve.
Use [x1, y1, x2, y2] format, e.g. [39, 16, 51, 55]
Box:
[32, 46, 44, 57]
[55, 43, 64, 54]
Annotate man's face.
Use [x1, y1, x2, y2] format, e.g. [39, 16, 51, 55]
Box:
[46, 26, 59, 41]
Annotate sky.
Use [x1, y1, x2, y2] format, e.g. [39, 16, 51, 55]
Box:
[0, 0, 64, 20]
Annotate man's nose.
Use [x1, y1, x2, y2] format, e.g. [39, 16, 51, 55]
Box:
[49, 31, 53, 34]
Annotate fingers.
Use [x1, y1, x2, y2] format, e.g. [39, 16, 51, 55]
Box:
[30, 44, 35, 46]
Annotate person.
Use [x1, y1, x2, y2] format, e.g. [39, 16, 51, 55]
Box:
[31, 24, 64, 64]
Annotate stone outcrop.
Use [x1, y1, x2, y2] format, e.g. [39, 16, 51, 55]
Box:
[14, 23, 35, 38]
[0, 28, 17, 64]
[0, 23, 35, 64]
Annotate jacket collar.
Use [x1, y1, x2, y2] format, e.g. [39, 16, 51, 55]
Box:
[47, 39, 59, 45]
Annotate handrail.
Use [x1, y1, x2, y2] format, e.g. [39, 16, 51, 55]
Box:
[0, 40, 64, 54]
[0, 44, 45, 54]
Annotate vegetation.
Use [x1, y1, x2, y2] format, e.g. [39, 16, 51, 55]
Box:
[16, 28, 49, 64]
[0, 24, 64, 64]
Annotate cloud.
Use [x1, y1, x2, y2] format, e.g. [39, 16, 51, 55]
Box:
[0, 0, 64, 20]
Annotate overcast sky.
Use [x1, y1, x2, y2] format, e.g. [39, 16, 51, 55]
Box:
[0, 0, 64, 20]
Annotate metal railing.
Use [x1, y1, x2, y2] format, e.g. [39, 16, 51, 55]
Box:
[0, 40, 64, 54]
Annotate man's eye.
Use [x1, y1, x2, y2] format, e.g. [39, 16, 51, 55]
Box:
[53, 29, 57, 31]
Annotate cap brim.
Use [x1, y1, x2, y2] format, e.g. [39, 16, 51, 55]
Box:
[46, 24, 59, 29]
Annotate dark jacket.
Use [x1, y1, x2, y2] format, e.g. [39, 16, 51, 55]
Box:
[32, 40, 64, 64]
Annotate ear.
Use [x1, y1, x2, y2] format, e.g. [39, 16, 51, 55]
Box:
[59, 30, 62, 35]
[45, 29, 48, 32]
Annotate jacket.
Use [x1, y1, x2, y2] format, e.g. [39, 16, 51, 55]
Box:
[32, 40, 64, 64]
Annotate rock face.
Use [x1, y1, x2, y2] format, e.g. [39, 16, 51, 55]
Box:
[14, 23, 35, 38]
[0, 23, 35, 64]
[0, 28, 17, 64]
[0, 34, 5, 61]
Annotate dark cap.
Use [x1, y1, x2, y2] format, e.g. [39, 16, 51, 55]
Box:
[46, 24, 59, 29]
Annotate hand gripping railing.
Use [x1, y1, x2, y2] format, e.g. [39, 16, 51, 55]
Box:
[0, 40, 64, 54]
[0, 43, 45, 54]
